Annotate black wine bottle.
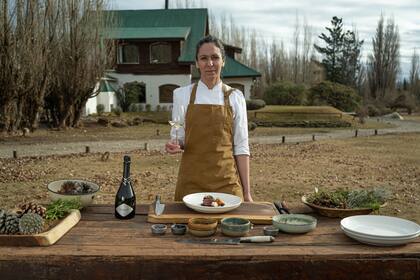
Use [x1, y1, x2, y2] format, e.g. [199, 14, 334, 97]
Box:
[115, 155, 136, 219]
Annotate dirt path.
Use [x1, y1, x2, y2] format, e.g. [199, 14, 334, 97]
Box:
[1, 118, 419, 158]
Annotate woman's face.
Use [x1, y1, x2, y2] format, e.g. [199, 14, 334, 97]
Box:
[196, 43, 224, 81]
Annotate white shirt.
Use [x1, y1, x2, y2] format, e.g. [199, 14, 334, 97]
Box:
[171, 80, 250, 156]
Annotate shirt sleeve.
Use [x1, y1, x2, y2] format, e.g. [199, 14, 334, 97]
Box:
[170, 87, 186, 145]
[231, 90, 250, 156]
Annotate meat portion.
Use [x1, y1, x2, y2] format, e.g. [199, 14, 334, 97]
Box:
[201, 195, 225, 207]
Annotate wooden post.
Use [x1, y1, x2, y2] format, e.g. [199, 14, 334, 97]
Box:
[282, 136, 285, 143]
[254, 112, 257, 118]
[144, 143, 149, 151]
[312, 135, 316, 141]
[13, 151, 18, 159]
[85, 146, 90, 153]
[156, 129, 160, 136]
[375, 129, 378, 136]
[355, 130, 358, 137]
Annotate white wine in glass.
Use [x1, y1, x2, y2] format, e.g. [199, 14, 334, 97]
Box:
[168, 105, 185, 145]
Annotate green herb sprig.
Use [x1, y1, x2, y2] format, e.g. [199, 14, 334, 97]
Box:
[46, 199, 82, 221]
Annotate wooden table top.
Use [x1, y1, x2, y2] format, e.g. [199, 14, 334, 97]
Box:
[0, 204, 419, 280]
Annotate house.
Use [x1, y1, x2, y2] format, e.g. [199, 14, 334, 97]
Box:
[85, 8, 261, 114]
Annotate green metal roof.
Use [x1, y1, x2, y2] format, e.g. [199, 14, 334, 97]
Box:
[104, 9, 208, 62]
[104, 27, 190, 40]
[222, 56, 261, 78]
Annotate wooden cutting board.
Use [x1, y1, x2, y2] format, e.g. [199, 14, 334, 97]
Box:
[147, 202, 279, 224]
[0, 210, 81, 246]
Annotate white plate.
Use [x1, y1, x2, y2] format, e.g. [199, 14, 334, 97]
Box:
[182, 192, 242, 214]
[341, 226, 418, 246]
[340, 226, 419, 240]
[341, 215, 420, 239]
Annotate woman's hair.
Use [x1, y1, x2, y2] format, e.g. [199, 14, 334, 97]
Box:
[195, 35, 225, 61]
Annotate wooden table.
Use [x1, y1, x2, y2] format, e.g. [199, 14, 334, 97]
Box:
[0, 204, 419, 280]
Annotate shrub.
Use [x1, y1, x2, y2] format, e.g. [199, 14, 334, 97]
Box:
[96, 104, 105, 115]
[138, 104, 144, 112]
[145, 104, 151, 112]
[112, 106, 122, 116]
[248, 121, 257, 131]
[128, 103, 139, 112]
[161, 105, 168, 112]
[246, 99, 266, 110]
[156, 105, 161, 112]
[263, 81, 307, 105]
[308, 81, 361, 112]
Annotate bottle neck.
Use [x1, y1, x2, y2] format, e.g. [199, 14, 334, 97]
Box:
[123, 161, 131, 180]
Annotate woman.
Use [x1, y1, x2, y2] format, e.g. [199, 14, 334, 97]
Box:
[165, 35, 253, 202]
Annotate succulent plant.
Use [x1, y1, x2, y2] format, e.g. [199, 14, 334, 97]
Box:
[19, 213, 44, 235]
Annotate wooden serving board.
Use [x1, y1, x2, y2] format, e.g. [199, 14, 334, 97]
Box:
[0, 210, 81, 246]
[147, 202, 279, 224]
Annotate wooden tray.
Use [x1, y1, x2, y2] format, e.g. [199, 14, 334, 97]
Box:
[0, 210, 81, 246]
[147, 202, 279, 224]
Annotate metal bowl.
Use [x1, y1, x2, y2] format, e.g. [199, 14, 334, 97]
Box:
[171, 224, 187, 235]
[151, 224, 167, 235]
[47, 179, 100, 207]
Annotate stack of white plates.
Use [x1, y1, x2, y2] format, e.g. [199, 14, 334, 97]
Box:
[341, 215, 420, 246]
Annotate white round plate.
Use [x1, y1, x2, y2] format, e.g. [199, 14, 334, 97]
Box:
[182, 192, 242, 214]
[341, 226, 418, 246]
[341, 215, 420, 239]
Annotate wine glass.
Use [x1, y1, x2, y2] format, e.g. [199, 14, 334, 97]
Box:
[168, 105, 185, 145]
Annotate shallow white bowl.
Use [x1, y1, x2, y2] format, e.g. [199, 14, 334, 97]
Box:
[341, 215, 420, 239]
[47, 179, 100, 207]
[182, 192, 242, 214]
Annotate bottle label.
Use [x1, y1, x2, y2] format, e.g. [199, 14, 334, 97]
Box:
[116, 203, 134, 217]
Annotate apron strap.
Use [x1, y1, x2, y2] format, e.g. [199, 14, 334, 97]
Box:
[189, 83, 198, 104]
[222, 83, 235, 106]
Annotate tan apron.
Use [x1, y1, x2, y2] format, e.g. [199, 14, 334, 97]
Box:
[174, 83, 243, 201]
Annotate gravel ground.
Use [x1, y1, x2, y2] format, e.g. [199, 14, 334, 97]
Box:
[1, 118, 419, 159]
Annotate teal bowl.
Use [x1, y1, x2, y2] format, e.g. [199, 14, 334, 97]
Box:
[221, 217, 252, 237]
[272, 214, 317, 234]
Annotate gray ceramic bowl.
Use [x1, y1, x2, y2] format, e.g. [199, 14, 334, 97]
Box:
[171, 224, 187, 235]
[272, 214, 317, 234]
[151, 224, 167, 235]
[221, 217, 252, 237]
[47, 179, 100, 207]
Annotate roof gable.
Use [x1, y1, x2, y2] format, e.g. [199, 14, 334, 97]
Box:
[104, 9, 208, 62]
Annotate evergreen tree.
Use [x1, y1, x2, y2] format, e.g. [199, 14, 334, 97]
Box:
[314, 17, 364, 87]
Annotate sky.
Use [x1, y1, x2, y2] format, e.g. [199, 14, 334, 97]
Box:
[111, 0, 420, 78]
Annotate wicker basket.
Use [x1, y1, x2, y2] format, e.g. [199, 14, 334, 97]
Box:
[301, 196, 383, 218]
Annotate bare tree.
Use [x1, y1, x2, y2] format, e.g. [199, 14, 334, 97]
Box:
[368, 15, 400, 100]
[409, 48, 420, 102]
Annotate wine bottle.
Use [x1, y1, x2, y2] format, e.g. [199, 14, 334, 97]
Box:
[115, 155, 136, 219]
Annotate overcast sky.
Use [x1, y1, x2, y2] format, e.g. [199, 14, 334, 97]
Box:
[111, 0, 420, 78]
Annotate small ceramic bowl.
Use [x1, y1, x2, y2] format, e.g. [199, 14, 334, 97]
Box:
[171, 224, 187, 235]
[188, 218, 218, 231]
[188, 227, 217, 237]
[272, 214, 317, 234]
[220, 217, 252, 237]
[151, 224, 167, 235]
[263, 226, 279, 236]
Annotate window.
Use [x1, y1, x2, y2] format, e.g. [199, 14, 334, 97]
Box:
[150, 43, 172, 64]
[159, 84, 179, 103]
[228, 83, 245, 95]
[119, 44, 139, 64]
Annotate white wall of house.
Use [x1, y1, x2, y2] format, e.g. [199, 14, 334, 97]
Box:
[223, 77, 254, 100]
[110, 73, 191, 110]
[85, 74, 255, 114]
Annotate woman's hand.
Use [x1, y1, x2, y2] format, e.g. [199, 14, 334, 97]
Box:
[165, 141, 183, 154]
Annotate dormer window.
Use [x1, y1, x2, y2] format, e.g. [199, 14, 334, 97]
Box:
[150, 42, 172, 64]
[119, 43, 139, 64]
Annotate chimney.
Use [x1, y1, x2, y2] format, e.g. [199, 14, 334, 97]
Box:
[165, 0, 169, 9]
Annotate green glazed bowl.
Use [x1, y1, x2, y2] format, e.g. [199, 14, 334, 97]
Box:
[272, 214, 317, 234]
[221, 217, 252, 237]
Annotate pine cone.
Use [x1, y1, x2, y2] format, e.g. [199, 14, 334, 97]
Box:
[20, 202, 46, 218]
[19, 213, 44, 235]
